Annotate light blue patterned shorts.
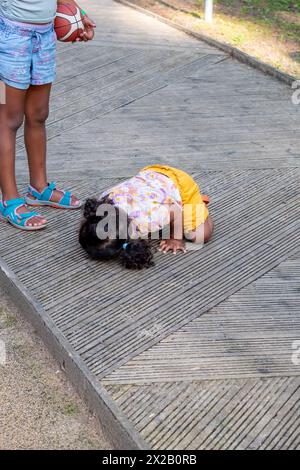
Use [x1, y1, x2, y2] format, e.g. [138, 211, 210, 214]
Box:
[0, 16, 56, 90]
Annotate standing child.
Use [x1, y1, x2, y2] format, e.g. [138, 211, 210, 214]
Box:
[0, 1, 95, 230]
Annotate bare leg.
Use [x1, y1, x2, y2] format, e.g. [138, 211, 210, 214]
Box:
[0, 85, 26, 200]
[0, 84, 46, 227]
[185, 216, 214, 244]
[24, 84, 50, 189]
[24, 84, 80, 206]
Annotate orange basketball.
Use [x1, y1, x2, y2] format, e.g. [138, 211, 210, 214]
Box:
[54, 3, 84, 42]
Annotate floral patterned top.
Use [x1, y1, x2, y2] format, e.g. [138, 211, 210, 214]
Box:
[100, 170, 182, 237]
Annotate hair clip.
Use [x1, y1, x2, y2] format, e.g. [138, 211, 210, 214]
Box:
[123, 242, 129, 250]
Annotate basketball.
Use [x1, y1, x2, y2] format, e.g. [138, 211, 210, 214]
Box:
[54, 3, 84, 42]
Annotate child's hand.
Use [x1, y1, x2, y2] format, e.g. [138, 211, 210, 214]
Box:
[159, 239, 186, 255]
[77, 14, 96, 42]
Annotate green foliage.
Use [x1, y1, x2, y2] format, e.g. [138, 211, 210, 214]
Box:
[214, 1, 300, 15]
[210, 1, 300, 45]
[191, 0, 300, 76]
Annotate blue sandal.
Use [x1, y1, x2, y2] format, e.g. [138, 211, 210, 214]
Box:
[0, 198, 47, 231]
[25, 182, 81, 210]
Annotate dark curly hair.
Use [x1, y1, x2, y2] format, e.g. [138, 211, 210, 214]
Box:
[79, 197, 154, 270]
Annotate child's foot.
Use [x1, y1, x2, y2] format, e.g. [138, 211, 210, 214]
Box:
[26, 182, 81, 209]
[16, 204, 47, 228]
[0, 198, 47, 231]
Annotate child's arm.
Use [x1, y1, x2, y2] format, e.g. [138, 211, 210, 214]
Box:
[159, 206, 186, 254]
[57, 0, 96, 41]
[160, 211, 214, 253]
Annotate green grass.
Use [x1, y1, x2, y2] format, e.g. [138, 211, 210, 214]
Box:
[63, 402, 80, 416]
[195, 1, 300, 41]
[163, 0, 300, 76]
[231, 33, 246, 46]
[214, 1, 300, 15]
[3, 314, 17, 328]
[0, 307, 6, 317]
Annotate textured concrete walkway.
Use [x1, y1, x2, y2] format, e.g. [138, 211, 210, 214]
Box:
[1, 0, 300, 449]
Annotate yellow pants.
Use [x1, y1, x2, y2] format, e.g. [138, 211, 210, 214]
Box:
[142, 165, 209, 232]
